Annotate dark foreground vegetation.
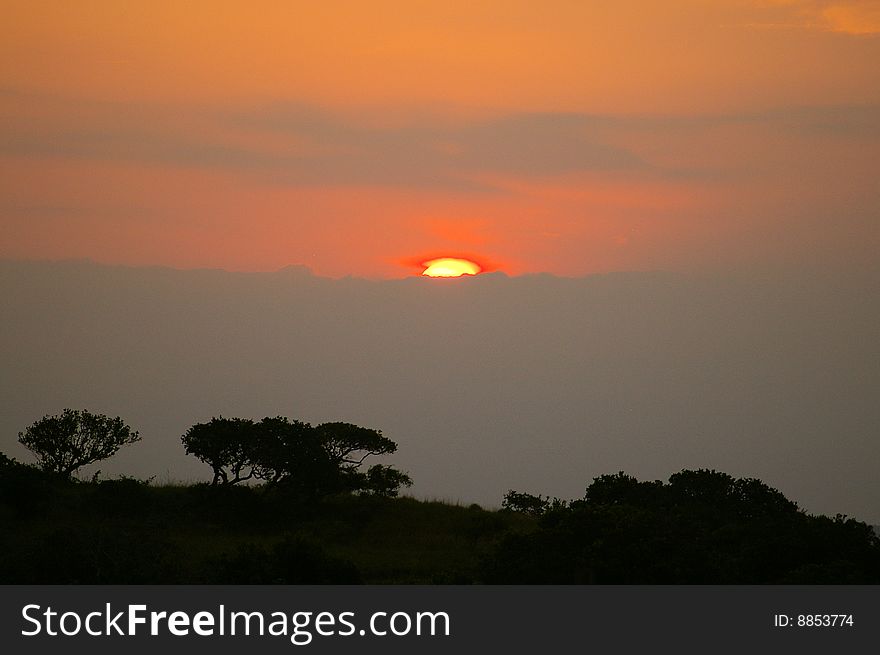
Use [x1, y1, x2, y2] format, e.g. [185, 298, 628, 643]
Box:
[3, 409, 879, 584]
[0, 462, 521, 584]
[2, 458, 879, 584]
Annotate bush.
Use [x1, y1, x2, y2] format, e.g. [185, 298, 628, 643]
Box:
[484, 470, 880, 583]
[0, 452, 63, 518]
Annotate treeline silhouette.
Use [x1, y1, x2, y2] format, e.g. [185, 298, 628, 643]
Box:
[488, 472, 880, 583]
[2, 410, 878, 584]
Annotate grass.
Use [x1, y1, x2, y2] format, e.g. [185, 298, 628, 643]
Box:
[0, 479, 534, 584]
[3, 470, 879, 584]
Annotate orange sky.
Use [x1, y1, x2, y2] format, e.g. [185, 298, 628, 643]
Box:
[1, 0, 878, 276]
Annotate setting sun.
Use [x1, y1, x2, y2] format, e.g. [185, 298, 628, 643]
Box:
[421, 258, 482, 278]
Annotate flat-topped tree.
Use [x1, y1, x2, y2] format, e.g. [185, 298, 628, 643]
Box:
[180, 416, 412, 497]
[18, 409, 140, 479]
[315, 422, 397, 469]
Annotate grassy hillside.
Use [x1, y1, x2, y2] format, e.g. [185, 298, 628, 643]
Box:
[0, 475, 531, 584]
[3, 466, 879, 584]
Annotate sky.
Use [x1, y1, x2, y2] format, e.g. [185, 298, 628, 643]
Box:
[1, 4, 879, 519]
[1, 0, 878, 277]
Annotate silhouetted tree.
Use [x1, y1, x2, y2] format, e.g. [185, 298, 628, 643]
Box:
[316, 422, 397, 468]
[18, 409, 140, 479]
[250, 417, 337, 494]
[313, 422, 405, 493]
[181, 417, 258, 485]
[181, 416, 412, 497]
[584, 471, 663, 506]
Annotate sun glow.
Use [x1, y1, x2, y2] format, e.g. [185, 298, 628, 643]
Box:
[421, 257, 482, 278]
